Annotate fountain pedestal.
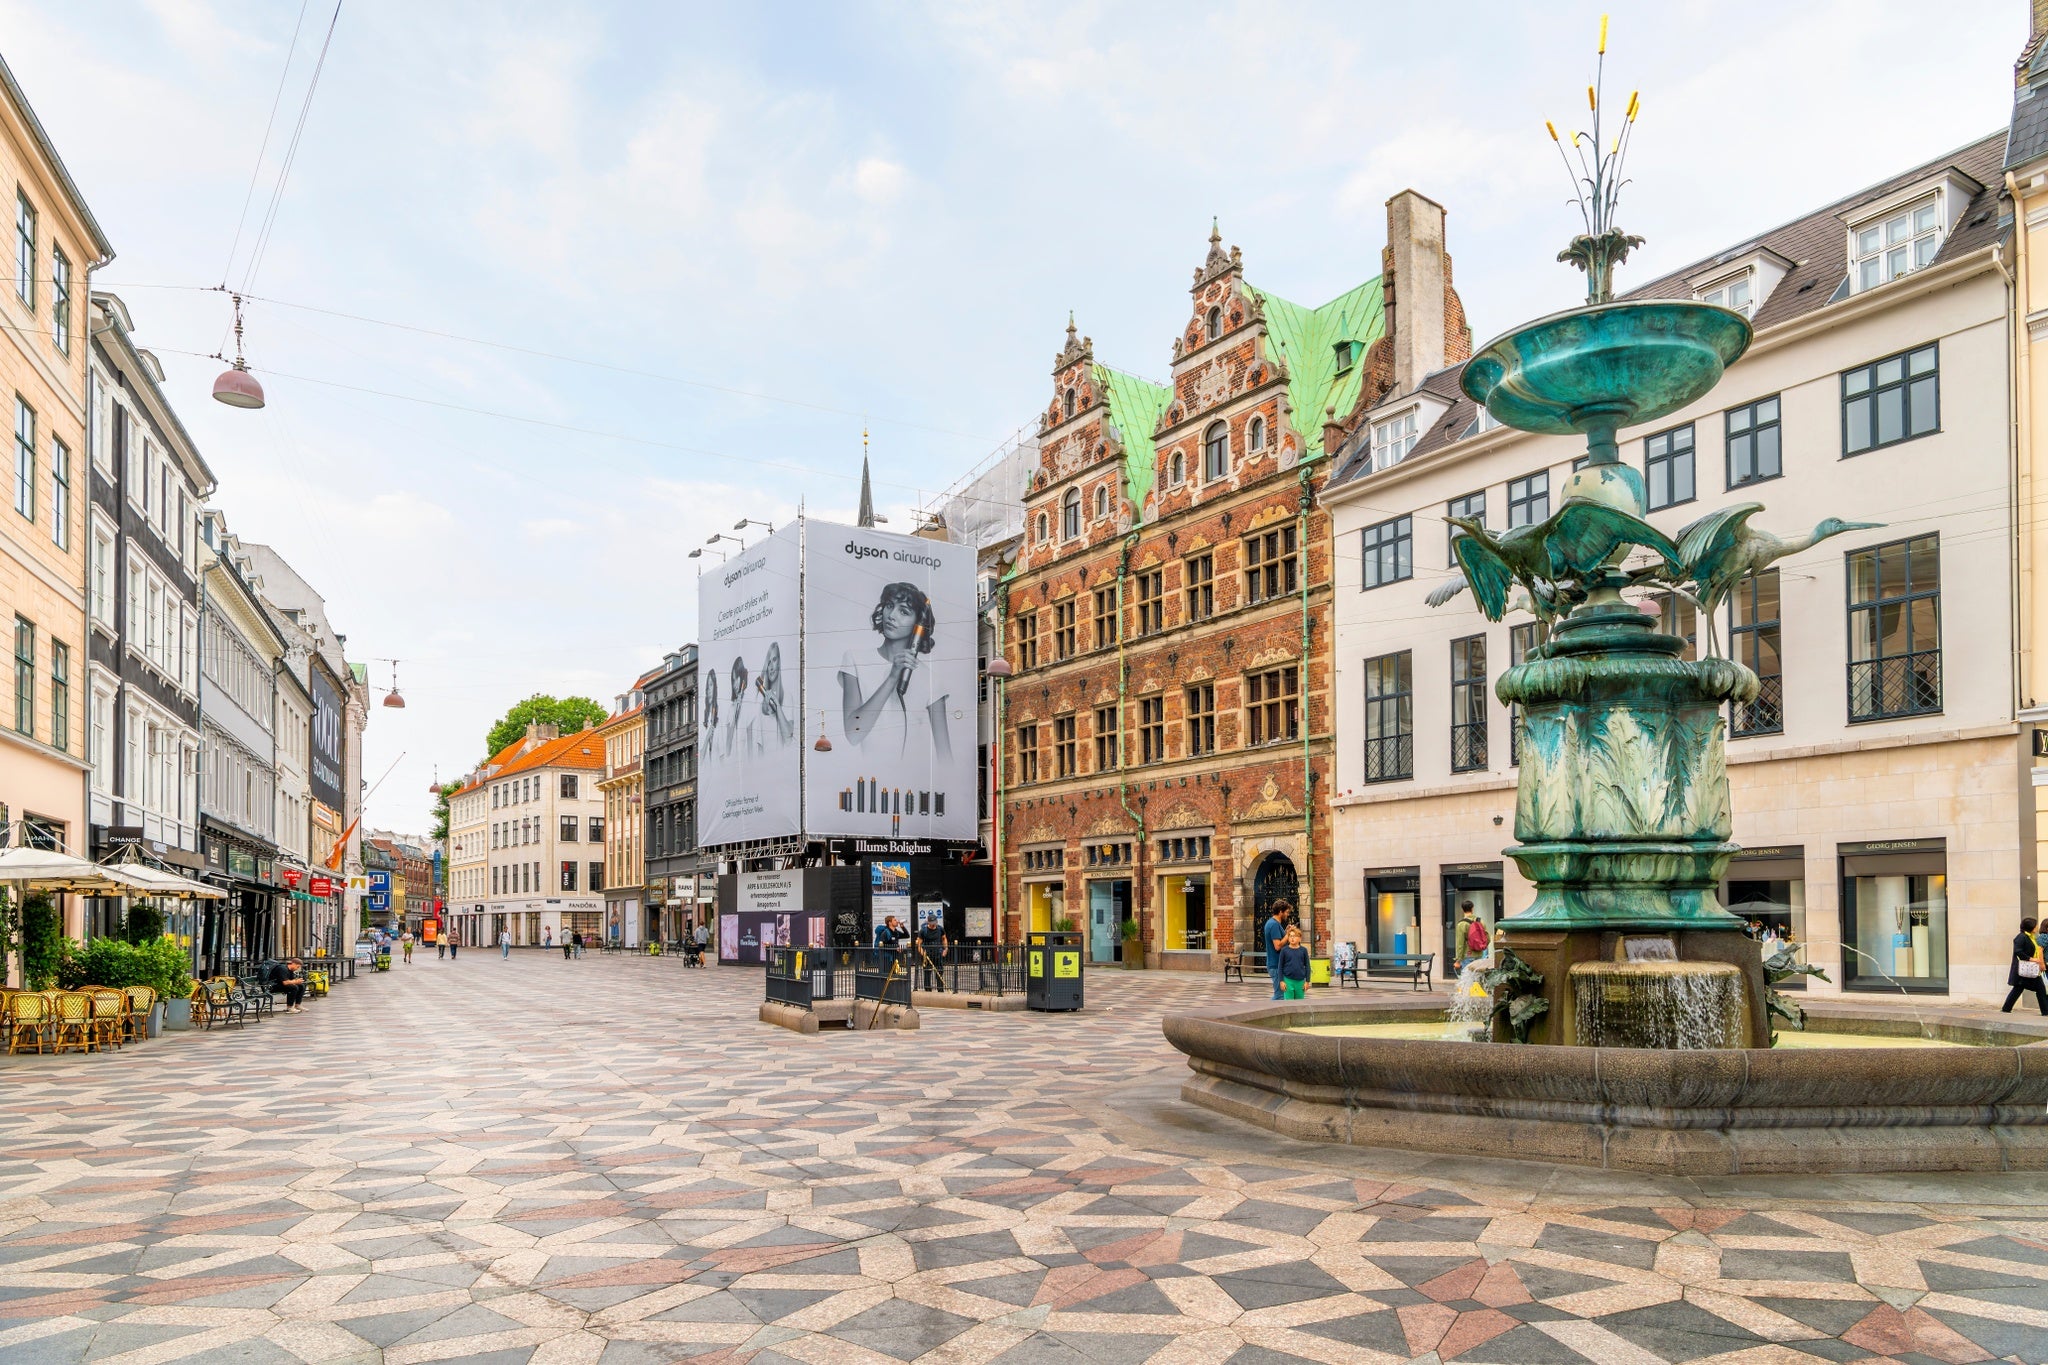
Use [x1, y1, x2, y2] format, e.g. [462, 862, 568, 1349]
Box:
[1494, 603, 1770, 1046]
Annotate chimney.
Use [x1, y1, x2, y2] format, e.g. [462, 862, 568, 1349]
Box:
[1385, 190, 1449, 397]
[522, 720, 561, 749]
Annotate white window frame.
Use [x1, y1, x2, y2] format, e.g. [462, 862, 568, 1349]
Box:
[1850, 193, 1944, 294]
[1696, 270, 1755, 316]
[1372, 409, 1419, 471]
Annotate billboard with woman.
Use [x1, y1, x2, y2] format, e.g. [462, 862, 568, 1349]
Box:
[696, 524, 803, 846]
[801, 522, 975, 842]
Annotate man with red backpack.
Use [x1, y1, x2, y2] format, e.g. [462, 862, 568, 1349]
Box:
[1455, 902, 1490, 972]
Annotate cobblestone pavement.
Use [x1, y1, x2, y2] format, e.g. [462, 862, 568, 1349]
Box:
[3, 956, 2047, 1365]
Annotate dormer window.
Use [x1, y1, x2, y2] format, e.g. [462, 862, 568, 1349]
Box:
[1372, 410, 1419, 470]
[1852, 196, 1943, 293]
[1333, 339, 1358, 371]
[1205, 307, 1222, 341]
[1698, 272, 1754, 316]
[1063, 388, 1076, 419]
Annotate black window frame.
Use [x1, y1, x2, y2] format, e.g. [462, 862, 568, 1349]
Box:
[1725, 395, 1782, 489]
[1053, 713, 1077, 777]
[1185, 682, 1215, 756]
[1244, 525, 1298, 605]
[1507, 621, 1547, 766]
[12, 614, 31, 737]
[1846, 532, 1942, 722]
[1643, 422, 1696, 512]
[559, 814, 579, 841]
[1136, 568, 1164, 634]
[1506, 471, 1549, 529]
[1246, 665, 1298, 746]
[1203, 422, 1229, 481]
[588, 815, 605, 843]
[1842, 343, 1939, 457]
[1053, 600, 1076, 659]
[1093, 587, 1117, 650]
[1184, 553, 1213, 621]
[1449, 635, 1487, 773]
[1016, 722, 1039, 783]
[1729, 568, 1783, 737]
[1360, 514, 1413, 591]
[1094, 703, 1119, 771]
[1362, 650, 1412, 783]
[1139, 696, 1166, 764]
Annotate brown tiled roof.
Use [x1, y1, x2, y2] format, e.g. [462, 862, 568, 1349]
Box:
[1327, 131, 2010, 495]
[1618, 130, 2007, 328]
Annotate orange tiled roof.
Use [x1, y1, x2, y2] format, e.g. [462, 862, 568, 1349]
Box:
[450, 727, 604, 794]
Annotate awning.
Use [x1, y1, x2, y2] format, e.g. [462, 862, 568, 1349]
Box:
[100, 852, 228, 900]
[0, 846, 144, 895]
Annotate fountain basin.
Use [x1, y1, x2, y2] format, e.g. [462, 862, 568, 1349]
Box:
[1461, 300, 1752, 438]
[1163, 998, 2048, 1175]
[1570, 959, 1747, 1050]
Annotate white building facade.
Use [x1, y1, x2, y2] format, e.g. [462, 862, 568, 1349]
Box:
[1325, 132, 2023, 1002]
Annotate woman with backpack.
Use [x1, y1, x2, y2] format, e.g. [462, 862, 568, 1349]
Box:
[2001, 916, 2048, 1015]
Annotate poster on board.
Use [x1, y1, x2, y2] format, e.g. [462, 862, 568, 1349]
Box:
[870, 859, 911, 940]
[697, 524, 803, 847]
[801, 521, 976, 842]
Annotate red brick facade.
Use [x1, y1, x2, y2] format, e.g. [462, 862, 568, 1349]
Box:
[998, 234, 1335, 967]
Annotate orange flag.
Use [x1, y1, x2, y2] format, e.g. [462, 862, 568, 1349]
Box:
[324, 818, 360, 871]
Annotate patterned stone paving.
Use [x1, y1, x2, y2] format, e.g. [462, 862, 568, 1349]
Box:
[3, 957, 2047, 1364]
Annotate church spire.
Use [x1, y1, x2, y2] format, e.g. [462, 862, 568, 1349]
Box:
[857, 427, 877, 528]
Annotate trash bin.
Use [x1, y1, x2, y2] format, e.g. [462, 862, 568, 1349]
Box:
[1025, 931, 1083, 1011]
[1309, 957, 1331, 987]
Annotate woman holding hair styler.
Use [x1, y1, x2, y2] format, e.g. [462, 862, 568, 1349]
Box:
[839, 582, 953, 762]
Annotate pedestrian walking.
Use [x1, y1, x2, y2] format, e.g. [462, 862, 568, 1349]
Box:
[915, 914, 949, 993]
[448, 936, 459, 960]
[2001, 916, 2048, 1015]
[436, 936, 445, 960]
[499, 929, 511, 959]
[572, 930, 584, 959]
[1275, 926, 1311, 1001]
[1262, 903, 1290, 1000]
[401, 932, 414, 964]
[692, 920, 709, 965]
[545, 926, 554, 950]
[1454, 903, 1489, 972]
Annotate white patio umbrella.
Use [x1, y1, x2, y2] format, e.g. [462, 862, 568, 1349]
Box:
[0, 847, 146, 987]
[99, 857, 226, 900]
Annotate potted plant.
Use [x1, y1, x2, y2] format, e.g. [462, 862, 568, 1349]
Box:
[1121, 917, 1144, 969]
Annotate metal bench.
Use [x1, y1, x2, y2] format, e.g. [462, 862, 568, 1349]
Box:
[1221, 951, 1266, 984]
[1341, 952, 1435, 991]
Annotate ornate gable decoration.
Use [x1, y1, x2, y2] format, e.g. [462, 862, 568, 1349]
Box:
[1243, 775, 1299, 821]
[1192, 221, 1241, 290]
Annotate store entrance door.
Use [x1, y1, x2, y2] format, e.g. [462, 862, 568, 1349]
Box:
[1088, 880, 1129, 963]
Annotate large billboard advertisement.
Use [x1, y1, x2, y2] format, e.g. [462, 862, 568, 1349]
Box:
[309, 665, 344, 813]
[696, 523, 803, 846]
[802, 521, 976, 842]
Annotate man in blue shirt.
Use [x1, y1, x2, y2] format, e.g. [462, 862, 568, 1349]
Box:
[1262, 902, 1291, 1000]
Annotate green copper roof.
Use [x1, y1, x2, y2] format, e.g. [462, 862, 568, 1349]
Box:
[1093, 363, 1173, 521]
[1249, 276, 1386, 461]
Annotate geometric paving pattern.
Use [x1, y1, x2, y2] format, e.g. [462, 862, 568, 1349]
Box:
[3, 956, 2047, 1364]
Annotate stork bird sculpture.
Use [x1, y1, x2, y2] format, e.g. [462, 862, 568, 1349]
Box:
[1424, 575, 1574, 626]
[1445, 502, 1681, 623]
[1675, 504, 1884, 656]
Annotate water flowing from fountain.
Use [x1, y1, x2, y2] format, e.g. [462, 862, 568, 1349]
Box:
[1571, 960, 1747, 1049]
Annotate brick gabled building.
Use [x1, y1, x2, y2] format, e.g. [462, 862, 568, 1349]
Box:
[998, 206, 1466, 969]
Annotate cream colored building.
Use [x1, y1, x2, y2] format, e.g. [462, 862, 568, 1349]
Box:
[595, 680, 650, 947]
[0, 55, 112, 947]
[447, 775, 487, 940]
[447, 722, 605, 948]
[1327, 130, 2023, 1002]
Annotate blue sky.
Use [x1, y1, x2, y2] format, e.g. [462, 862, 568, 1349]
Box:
[3, 0, 2020, 832]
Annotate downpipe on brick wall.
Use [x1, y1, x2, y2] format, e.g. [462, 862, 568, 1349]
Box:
[1116, 529, 1147, 961]
[1298, 460, 1316, 951]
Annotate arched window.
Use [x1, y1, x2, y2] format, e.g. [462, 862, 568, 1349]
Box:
[1203, 422, 1229, 481]
[1248, 416, 1265, 451]
[1169, 450, 1184, 485]
[1063, 388, 1075, 419]
[1062, 489, 1081, 540]
[1094, 485, 1108, 519]
[1205, 307, 1222, 341]
[1036, 512, 1048, 542]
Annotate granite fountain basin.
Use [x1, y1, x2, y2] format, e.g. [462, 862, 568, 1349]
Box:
[1162, 997, 2048, 1176]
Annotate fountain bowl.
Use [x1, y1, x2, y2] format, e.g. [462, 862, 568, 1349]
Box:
[1163, 997, 2048, 1175]
[1461, 301, 1752, 438]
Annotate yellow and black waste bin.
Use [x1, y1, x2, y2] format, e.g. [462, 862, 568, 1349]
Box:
[1025, 931, 1083, 1011]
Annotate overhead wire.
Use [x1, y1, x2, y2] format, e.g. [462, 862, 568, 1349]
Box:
[219, 0, 314, 288]
[240, 0, 346, 293]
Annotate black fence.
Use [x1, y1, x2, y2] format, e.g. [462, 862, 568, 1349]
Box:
[764, 944, 1027, 1009]
[764, 947, 856, 1010]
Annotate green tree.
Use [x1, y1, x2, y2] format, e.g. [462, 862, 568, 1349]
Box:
[430, 780, 461, 843]
[484, 695, 608, 758]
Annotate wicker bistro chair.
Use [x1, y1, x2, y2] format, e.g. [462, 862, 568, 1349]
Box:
[86, 988, 126, 1051]
[6, 991, 52, 1055]
[52, 991, 95, 1054]
[122, 986, 157, 1043]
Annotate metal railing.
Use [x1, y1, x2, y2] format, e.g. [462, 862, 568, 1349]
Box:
[1732, 674, 1784, 737]
[1848, 652, 1940, 721]
[764, 947, 857, 1010]
[855, 949, 914, 1008]
[910, 944, 1026, 996]
[1363, 734, 1413, 782]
